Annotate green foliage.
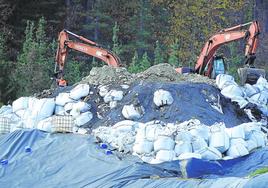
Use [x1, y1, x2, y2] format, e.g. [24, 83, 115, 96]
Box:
[128, 51, 140, 73]
[249, 167, 268, 178]
[0, 33, 4, 59]
[154, 40, 164, 65]
[13, 18, 53, 97]
[112, 22, 122, 56]
[168, 40, 179, 66]
[140, 52, 151, 70]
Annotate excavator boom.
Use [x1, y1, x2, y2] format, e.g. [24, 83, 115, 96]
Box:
[55, 30, 120, 86]
[195, 21, 260, 76]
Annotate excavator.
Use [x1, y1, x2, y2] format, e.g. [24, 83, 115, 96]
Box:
[177, 21, 265, 85]
[54, 29, 120, 86]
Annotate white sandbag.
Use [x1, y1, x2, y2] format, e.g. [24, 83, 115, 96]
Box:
[121, 84, 129, 90]
[70, 84, 90, 100]
[32, 98, 55, 120]
[242, 122, 261, 139]
[255, 76, 268, 90]
[122, 104, 144, 120]
[0, 105, 12, 115]
[74, 111, 93, 126]
[109, 101, 117, 109]
[191, 136, 207, 152]
[150, 158, 164, 164]
[9, 121, 24, 133]
[197, 147, 222, 160]
[23, 116, 39, 129]
[226, 125, 245, 139]
[70, 108, 80, 117]
[216, 74, 236, 90]
[51, 115, 74, 133]
[154, 136, 175, 152]
[0, 117, 11, 134]
[156, 150, 176, 162]
[178, 153, 202, 160]
[249, 91, 268, 105]
[174, 141, 192, 156]
[246, 139, 258, 152]
[133, 140, 153, 154]
[37, 117, 53, 132]
[209, 123, 229, 153]
[64, 102, 75, 112]
[135, 125, 146, 142]
[222, 156, 234, 160]
[221, 84, 244, 98]
[189, 125, 209, 141]
[243, 84, 259, 97]
[104, 90, 123, 103]
[226, 142, 249, 158]
[55, 93, 74, 106]
[98, 85, 109, 97]
[54, 105, 65, 115]
[72, 101, 91, 113]
[145, 124, 162, 141]
[12, 97, 29, 112]
[248, 131, 266, 148]
[15, 109, 32, 119]
[175, 131, 192, 143]
[113, 120, 139, 129]
[153, 89, 174, 107]
[141, 156, 154, 164]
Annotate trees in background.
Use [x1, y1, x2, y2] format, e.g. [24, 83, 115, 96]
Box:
[0, 0, 266, 104]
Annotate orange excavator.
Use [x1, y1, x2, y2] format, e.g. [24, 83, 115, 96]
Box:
[54, 29, 120, 86]
[177, 21, 265, 84]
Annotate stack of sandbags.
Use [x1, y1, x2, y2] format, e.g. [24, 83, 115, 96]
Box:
[92, 119, 267, 164]
[54, 84, 93, 130]
[98, 85, 125, 109]
[216, 74, 268, 116]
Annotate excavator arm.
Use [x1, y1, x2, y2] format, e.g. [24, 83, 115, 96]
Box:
[55, 30, 120, 86]
[195, 21, 260, 77]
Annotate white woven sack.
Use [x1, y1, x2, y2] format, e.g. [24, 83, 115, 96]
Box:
[12, 97, 29, 112]
[226, 125, 245, 139]
[55, 93, 73, 106]
[175, 131, 192, 143]
[209, 123, 230, 153]
[156, 150, 176, 162]
[191, 136, 207, 152]
[104, 90, 123, 103]
[174, 141, 192, 156]
[249, 131, 266, 148]
[154, 136, 175, 152]
[215, 74, 235, 90]
[226, 143, 249, 158]
[122, 104, 144, 120]
[178, 153, 202, 160]
[0, 105, 12, 115]
[197, 147, 222, 160]
[133, 140, 153, 154]
[74, 111, 93, 126]
[32, 98, 55, 120]
[70, 84, 90, 100]
[246, 139, 258, 152]
[55, 105, 65, 115]
[37, 117, 53, 132]
[72, 101, 91, 113]
[145, 124, 162, 141]
[98, 85, 109, 97]
[153, 89, 174, 107]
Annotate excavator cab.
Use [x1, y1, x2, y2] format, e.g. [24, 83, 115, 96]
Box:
[211, 56, 225, 79]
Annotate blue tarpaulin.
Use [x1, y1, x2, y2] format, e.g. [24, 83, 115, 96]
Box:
[0, 130, 268, 187]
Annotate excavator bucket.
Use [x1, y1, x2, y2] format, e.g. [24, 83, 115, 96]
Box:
[238, 67, 266, 85]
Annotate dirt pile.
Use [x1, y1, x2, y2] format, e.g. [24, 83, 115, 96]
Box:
[79, 63, 216, 86]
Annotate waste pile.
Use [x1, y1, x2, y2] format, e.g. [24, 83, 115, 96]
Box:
[0, 65, 267, 165]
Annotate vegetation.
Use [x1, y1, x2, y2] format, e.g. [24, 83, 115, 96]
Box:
[249, 167, 268, 178]
[0, 0, 267, 104]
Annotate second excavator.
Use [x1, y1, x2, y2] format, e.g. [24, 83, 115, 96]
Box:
[54, 29, 120, 86]
[177, 21, 265, 84]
